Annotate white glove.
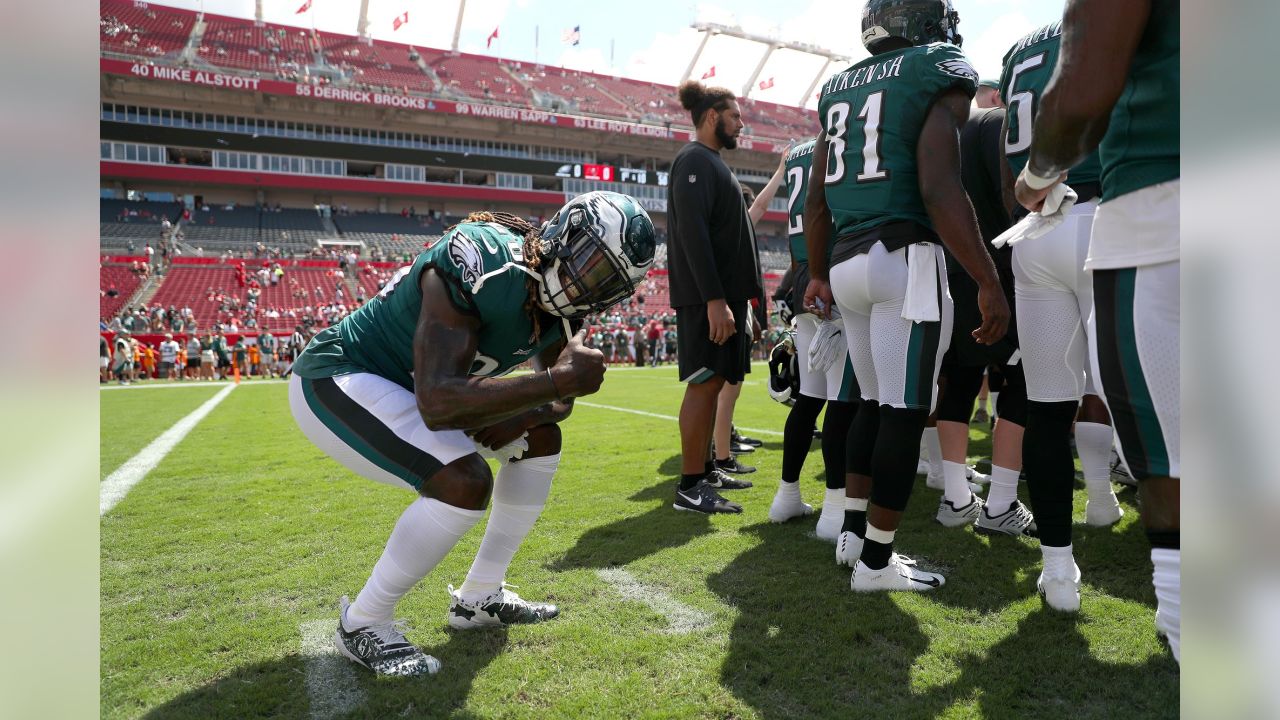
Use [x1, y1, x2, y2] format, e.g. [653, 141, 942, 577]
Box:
[808, 318, 844, 373]
[474, 432, 529, 462]
[992, 185, 1079, 249]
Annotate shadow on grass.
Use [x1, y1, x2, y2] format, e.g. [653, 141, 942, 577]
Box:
[912, 607, 1179, 719]
[142, 627, 508, 720]
[550, 498, 715, 570]
[708, 522, 931, 719]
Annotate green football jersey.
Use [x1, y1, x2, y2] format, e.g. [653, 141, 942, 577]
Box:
[293, 222, 565, 391]
[818, 43, 977, 255]
[1100, 0, 1179, 201]
[999, 21, 1102, 188]
[784, 139, 817, 264]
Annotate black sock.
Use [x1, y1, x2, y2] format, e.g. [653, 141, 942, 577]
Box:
[704, 460, 715, 474]
[679, 471, 707, 491]
[861, 537, 892, 570]
[841, 508, 867, 538]
[782, 394, 825, 482]
[1024, 400, 1079, 547]
[821, 400, 857, 490]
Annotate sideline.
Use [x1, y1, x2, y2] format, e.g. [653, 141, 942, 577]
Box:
[99, 384, 236, 515]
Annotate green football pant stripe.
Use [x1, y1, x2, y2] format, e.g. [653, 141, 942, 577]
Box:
[903, 319, 941, 409]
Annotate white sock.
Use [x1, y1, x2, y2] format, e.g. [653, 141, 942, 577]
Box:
[941, 460, 972, 506]
[1152, 548, 1180, 663]
[845, 496, 868, 511]
[458, 453, 559, 602]
[777, 478, 802, 498]
[984, 465, 1021, 513]
[820, 487, 844, 513]
[989, 391, 1000, 417]
[864, 524, 895, 544]
[1076, 422, 1118, 504]
[346, 497, 484, 628]
[923, 427, 943, 476]
[1041, 543, 1075, 578]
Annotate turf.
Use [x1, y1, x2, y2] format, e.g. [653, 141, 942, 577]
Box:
[100, 366, 1178, 719]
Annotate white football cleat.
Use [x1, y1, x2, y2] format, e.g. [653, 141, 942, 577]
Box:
[768, 484, 813, 524]
[1037, 561, 1082, 612]
[966, 465, 991, 485]
[835, 531, 863, 567]
[1085, 496, 1124, 527]
[916, 458, 932, 476]
[851, 556, 945, 592]
[935, 492, 984, 528]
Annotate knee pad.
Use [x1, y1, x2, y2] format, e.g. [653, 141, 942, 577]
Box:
[936, 364, 985, 423]
[994, 364, 1027, 427]
[869, 405, 928, 512]
[846, 398, 880, 477]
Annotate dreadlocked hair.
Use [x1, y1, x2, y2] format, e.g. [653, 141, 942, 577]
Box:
[448, 211, 550, 341]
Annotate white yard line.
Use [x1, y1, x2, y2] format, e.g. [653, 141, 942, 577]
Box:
[299, 620, 367, 720]
[575, 401, 783, 437]
[596, 568, 714, 634]
[99, 384, 236, 515]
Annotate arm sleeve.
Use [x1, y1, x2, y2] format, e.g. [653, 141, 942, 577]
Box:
[670, 153, 725, 303]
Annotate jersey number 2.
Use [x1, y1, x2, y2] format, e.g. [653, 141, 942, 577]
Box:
[785, 166, 805, 235]
[824, 91, 888, 185]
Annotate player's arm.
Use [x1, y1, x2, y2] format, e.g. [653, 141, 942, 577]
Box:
[998, 119, 1019, 217]
[1017, 0, 1151, 209]
[802, 131, 835, 319]
[748, 146, 790, 224]
[414, 269, 603, 431]
[918, 89, 1010, 345]
[467, 338, 577, 451]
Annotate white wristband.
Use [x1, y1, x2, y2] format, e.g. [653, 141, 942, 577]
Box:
[1023, 165, 1061, 190]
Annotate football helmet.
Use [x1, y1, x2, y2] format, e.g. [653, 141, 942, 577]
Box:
[862, 0, 963, 54]
[536, 191, 656, 318]
[768, 331, 800, 406]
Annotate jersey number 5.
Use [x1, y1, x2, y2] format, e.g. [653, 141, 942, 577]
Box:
[824, 91, 889, 185]
[1004, 52, 1047, 155]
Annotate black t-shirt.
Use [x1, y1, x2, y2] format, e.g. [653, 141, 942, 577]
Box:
[666, 142, 763, 308]
[946, 107, 1014, 281]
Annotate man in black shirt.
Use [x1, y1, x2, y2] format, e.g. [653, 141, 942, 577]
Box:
[665, 80, 763, 514]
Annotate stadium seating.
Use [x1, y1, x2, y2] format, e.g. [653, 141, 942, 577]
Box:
[317, 32, 435, 93]
[517, 67, 631, 117]
[101, 199, 182, 224]
[198, 17, 316, 74]
[99, 0, 195, 58]
[100, 264, 144, 321]
[427, 53, 529, 106]
[333, 212, 443, 235]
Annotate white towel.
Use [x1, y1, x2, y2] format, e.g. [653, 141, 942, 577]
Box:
[991, 185, 1079, 249]
[808, 315, 844, 373]
[475, 432, 529, 462]
[901, 243, 941, 323]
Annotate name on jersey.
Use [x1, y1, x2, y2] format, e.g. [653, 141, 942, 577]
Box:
[1009, 20, 1063, 56]
[820, 55, 904, 98]
[786, 141, 816, 162]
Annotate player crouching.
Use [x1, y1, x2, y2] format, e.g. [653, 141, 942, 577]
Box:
[289, 192, 655, 676]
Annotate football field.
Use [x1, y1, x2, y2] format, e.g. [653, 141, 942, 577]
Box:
[100, 364, 1178, 719]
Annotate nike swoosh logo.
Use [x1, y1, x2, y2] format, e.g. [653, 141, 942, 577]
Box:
[677, 491, 702, 505]
[905, 573, 941, 588]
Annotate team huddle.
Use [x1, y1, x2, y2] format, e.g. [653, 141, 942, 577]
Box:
[288, 0, 1179, 677]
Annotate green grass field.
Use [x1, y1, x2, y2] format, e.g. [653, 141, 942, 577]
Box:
[100, 365, 1178, 719]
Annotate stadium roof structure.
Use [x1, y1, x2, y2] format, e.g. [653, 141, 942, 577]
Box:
[681, 22, 851, 109]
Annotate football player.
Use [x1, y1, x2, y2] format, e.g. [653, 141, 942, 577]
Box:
[290, 192, 655, 676]
[1012, 0, 1179, 659]
[997, 18, 1126, 613]
[766, 138, 861, 538]
[804, 0, 1009, 591]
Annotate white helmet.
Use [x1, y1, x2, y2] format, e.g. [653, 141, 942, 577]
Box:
[535, 191, 656, 318]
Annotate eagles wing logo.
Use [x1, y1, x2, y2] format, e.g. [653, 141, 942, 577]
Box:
[447, 233, 484, 288]
[937, 58, 978, 82]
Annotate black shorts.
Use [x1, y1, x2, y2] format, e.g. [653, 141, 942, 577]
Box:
[943, 270, 1018, 369]
[188, 357, 201, 368]
[675, 301, 750, 384]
